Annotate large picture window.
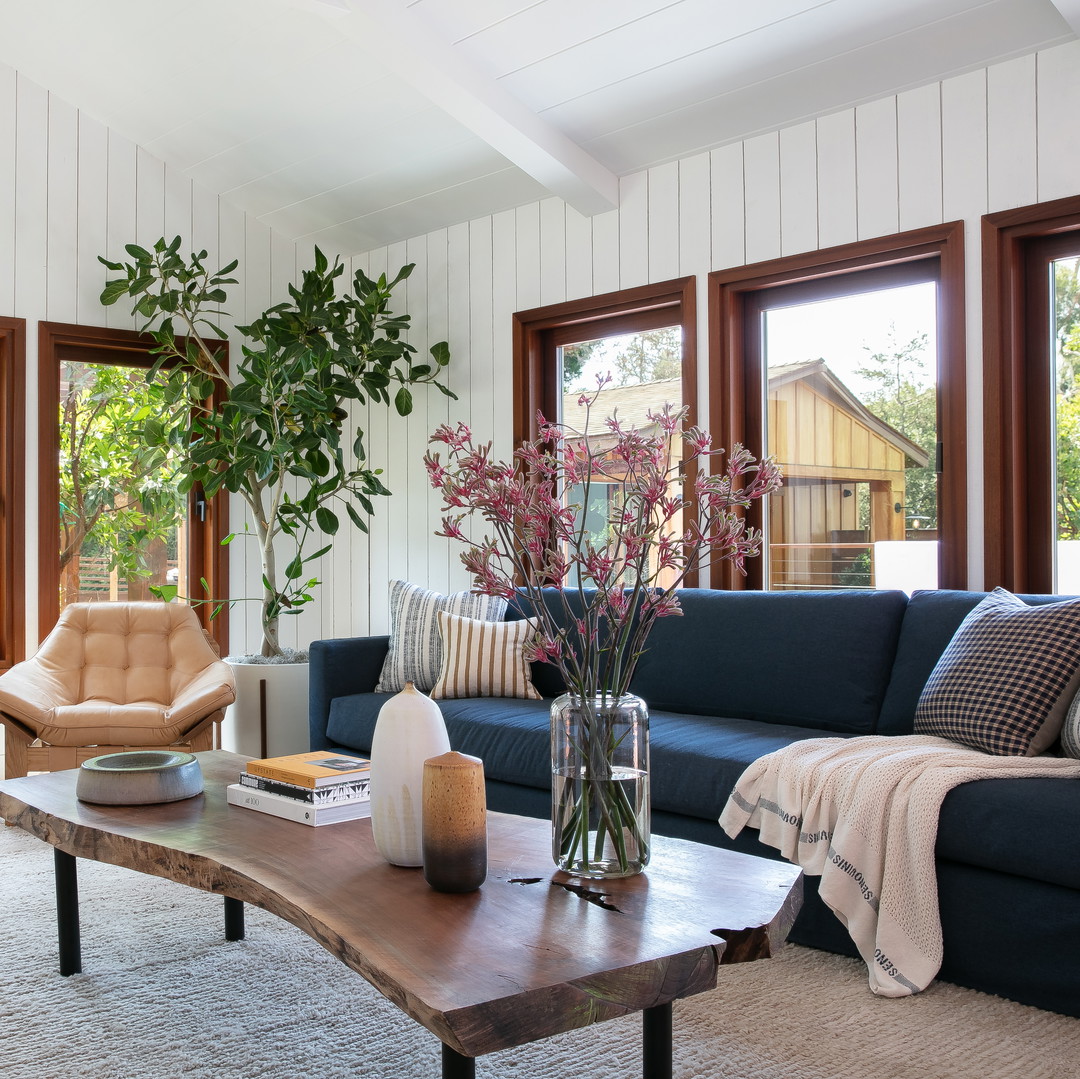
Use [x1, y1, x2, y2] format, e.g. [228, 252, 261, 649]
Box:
[708, 224, 967, 591]
[513, 279, 697, 585]
[983, 195, 1080, 594]
[36, 323, 230, 650]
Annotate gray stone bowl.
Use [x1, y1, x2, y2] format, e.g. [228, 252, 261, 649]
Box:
[76, 750, 204, 805]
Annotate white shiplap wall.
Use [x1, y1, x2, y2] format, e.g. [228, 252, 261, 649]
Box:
[6, 40, 1080, 655]
[331, 39, 1080, 648]
[0, 62, 313, 655]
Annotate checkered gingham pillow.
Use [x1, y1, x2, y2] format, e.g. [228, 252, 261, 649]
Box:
[914, 587, 1080, 756]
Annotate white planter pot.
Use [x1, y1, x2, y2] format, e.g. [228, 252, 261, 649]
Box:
[223, 661, 310, 758]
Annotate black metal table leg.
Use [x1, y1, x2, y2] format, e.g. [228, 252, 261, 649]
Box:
[643, 1002, 673, 1079]
[441, 1044, 475, 1079]
[53, 849, 82, 976]
[224, 896, 245, 940]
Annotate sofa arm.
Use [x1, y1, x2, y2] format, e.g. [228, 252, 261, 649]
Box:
[308, 636, 390, 750]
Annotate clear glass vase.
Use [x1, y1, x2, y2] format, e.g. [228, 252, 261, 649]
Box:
[550, 691, 650, 878]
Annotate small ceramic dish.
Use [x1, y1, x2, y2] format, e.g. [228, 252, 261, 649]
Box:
[76, 750, 204, 805]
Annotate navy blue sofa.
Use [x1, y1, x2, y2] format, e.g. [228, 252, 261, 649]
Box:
[309, 588, 1080, 1017]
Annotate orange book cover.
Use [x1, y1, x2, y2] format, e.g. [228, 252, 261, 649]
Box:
[245, 750, 371, 788]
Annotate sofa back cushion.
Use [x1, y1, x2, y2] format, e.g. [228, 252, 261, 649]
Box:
[627, 588, 908, 734]
[877, 589, 1074, 735]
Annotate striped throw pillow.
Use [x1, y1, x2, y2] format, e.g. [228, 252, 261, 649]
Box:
[431, 611, 542, 700]
[914, 587, 1080, 756]
[376, 580, 508, 694]
[1062, 692, 1080, 759]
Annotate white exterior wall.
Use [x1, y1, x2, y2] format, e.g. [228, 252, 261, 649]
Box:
[6, 41, 1080, 655]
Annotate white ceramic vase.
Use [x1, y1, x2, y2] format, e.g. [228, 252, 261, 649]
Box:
[369, 681, 451, 866]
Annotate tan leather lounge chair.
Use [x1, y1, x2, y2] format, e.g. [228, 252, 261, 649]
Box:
[0, 602, 236, 780]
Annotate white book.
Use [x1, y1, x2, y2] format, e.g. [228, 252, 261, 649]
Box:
[226, 783, 372, 827]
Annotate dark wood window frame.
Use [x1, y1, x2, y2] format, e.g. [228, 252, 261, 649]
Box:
[0, 316, 26, 669]
[512, 278, 698, 583]
[512, 278, 698, 444]
[982, 194, 1080, 592]
[37, 322, 230, 650]
[708, 223, 967, 591]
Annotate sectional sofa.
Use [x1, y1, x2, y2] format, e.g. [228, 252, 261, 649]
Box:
[309, 588, 1080, 1017]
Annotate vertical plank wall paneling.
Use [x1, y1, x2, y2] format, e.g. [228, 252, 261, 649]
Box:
[0, 67, 15, 316]
[0, 62, 313, 656]
[779, 122, 818, 258]
[815, 109, 858, 250]
[987, 54, 1038, 210]
[855, 97, 900, 240]
[345, 40, 1080, 629]
[7, 40, 1080, 653]
[896, 84, 943, 233]
[742, 132, 782, 265]
[1036, 40, 1080, 202]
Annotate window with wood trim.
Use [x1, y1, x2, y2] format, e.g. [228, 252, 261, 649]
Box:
[983, 195, 1080, 594]
[0, 316, 26, 669]
[36, 323, 230, 650]
[709, 223, 967, 591]
[512, 278, 697, 585]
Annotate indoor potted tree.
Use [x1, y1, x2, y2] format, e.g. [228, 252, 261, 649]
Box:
[98, 236, 453, 752]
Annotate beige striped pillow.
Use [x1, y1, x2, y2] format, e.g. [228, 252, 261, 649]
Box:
[431, 612, 542, 700]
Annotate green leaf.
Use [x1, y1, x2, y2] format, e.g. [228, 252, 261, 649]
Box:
[285, 554, 305, 580]
[429, 341, 451, 367]
[316, 506, 339, 534]
[394, 386, 413, 415]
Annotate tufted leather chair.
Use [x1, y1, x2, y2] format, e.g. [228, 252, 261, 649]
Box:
[0, 603, 236, 780]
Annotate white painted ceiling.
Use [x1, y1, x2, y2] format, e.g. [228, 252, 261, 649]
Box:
[0, 0, 1075, 256]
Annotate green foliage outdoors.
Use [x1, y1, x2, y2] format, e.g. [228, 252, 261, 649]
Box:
[99, 237, 454, 656]
[59, 363, 183, 586]
[562, 327, 682, 391]
[855, 330, 938, 528]
[1054, 259, 1080, 539]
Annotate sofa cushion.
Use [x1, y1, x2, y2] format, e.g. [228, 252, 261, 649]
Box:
[914, 588, 1080, 755]
[878, 589, 1076, 736]
[627, 589, 908, 734]
[936, 777, 1080, 890]
[325, 690, 839, 820]
[376, 579, 507, 693]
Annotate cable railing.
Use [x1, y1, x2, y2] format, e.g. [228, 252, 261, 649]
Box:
[768, 542, 874, 590]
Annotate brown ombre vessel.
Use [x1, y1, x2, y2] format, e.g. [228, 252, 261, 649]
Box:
[421, 750, 488, 893]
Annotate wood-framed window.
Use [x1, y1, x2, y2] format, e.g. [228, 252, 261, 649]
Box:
[512, 278, 697, 444]
[36, 322, 230, 650]
[0, 316, 26, 669]
[512, 277, 698, 585]
[983, 195, 1080, 593]
[708, 223, 967, 591]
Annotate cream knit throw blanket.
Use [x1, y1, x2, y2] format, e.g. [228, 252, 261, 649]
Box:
[719, 734, 1080, 997]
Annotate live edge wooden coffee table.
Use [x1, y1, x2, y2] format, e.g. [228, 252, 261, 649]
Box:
[0, 750, 802, 1079]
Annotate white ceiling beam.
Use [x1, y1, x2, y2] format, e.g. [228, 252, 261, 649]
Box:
[1049, 0, 1080, 34]
[308, 0, 620, 216]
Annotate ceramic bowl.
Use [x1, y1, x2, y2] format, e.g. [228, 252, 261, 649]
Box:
[76, 750, 204, 805]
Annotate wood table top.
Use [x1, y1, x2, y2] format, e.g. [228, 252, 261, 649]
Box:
[0, 750, 802, 1058]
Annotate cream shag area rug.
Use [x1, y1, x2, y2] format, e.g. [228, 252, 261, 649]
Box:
[0, 823, 1077, 1079]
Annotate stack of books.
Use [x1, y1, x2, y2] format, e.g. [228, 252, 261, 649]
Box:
[226, 750, 372, 826]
